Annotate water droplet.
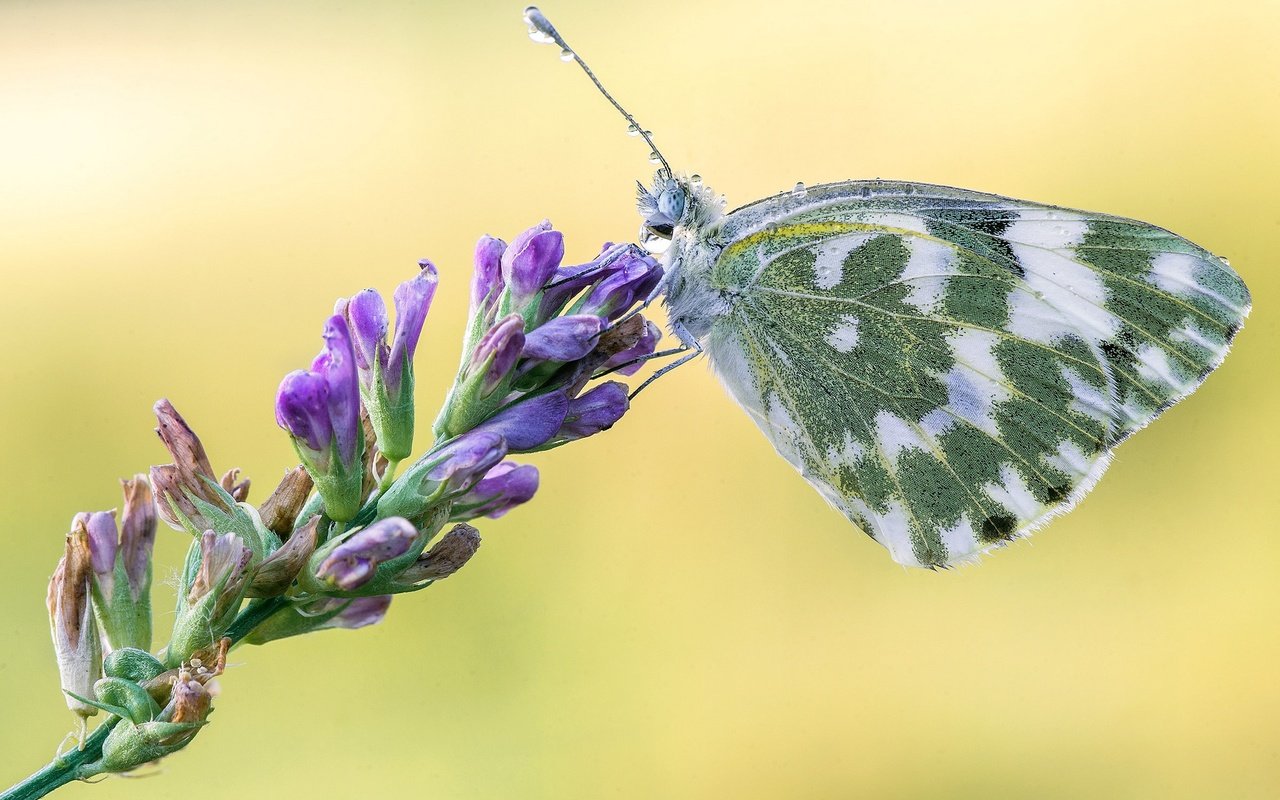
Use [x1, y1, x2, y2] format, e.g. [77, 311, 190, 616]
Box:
[528, 27, 555, 44]
[626, 123, 640, 137]
[559, 48, 574, 62]
[764, 222, 779, 233]
[689, 174, 702, 185]
[648, 151, 662, 165]
[639, 225, 672, 255]
[791, 181, 807, 198]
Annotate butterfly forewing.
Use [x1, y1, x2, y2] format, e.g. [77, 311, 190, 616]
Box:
[701, 181, 1249, 567]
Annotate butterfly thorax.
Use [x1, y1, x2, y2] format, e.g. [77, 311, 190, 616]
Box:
[637, 173, 729, 343]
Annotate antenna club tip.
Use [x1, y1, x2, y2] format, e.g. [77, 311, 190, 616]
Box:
[523, 6, 552, 31]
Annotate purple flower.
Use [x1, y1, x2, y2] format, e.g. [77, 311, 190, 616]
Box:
[523, 314, 604, 363]
[451, 462, 540, 520]
[277, 315, 361, 469]
[316, 517, 419, 591]
[471, 235, 507, 317]
[423, 432, 509, 494]
[500, 221, 564, 307]
[559, 382, 629, 441]
[374, 431, 508, 525]
[473, 389, 570, 451]
[388, 261, 438, 392]
[579, 249, 664, 320]
[329, 595, 392, 629]
[599, 320, 662, 376]
[470, 314, 526, 396]
[276, 314, 365, 521]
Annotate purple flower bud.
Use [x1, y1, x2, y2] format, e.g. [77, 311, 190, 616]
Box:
[387, 260, 438, 392]
[424, 431, 509, 494]
[311, 315, 361, 468]
[451, 462, 539, 520]
[580, 250, 664, 320]
[471, 235, 507, 316]
[473, 389, 571, 451]
[559, 382, 630, 441]
[77, 511, 118, 584]
[599, 320, 662, 376]
[119, 476, 157, 595]
[343, 289, 389, 376]
[316, 517, 419, 591]
[522, 314, 605, 363]
[537, 258, 607, 323]
[501, 220, 564, 305]
[275, 370, 333, 457]
[470, 314, 526, 396]
[277, 315, 364, 521]
[330, 595, 392, 629]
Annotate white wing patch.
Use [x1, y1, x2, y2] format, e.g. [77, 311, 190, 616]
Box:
[824, 315, 860, 353]
[1006, 212, 1120, 345]
[812, 233, 876, 290]
[1148, 252, 1248, 316]
[943, 328, 1010, 436]
[899, 236, 959, 312]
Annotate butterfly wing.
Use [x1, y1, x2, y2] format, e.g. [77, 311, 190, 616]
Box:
[697, 180, 1250, 567]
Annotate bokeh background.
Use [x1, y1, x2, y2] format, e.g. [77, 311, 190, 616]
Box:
[2, 1, 1277, 797]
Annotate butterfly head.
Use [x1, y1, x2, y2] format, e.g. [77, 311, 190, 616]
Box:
[636, 173, 723, 253]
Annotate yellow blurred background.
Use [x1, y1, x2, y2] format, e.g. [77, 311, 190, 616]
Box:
[2, 1, 1277, 797]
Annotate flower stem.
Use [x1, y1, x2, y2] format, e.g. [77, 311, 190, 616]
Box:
[0, 720, 115, 800]
[4, 596, 289, 799]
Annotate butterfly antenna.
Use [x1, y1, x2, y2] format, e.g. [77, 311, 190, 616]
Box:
[523, 6, 672, 178]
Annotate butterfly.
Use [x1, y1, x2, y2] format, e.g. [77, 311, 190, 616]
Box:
[523, 7, 1252, 568]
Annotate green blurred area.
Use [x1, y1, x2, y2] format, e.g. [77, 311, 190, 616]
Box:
[1, 1, 1278, 797]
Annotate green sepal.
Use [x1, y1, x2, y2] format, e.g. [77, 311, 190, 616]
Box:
[90, 558, 152, 653]
[189, 478, 277, 560]
[95, 718, 207, 774]
[293, 426, 365, 524]
[92, 677, 162, 724]
[241, 598, 350, 645]
[62, 690, 130, 721]
[104, 648, 166, 684]
[363, 354, 415, 462]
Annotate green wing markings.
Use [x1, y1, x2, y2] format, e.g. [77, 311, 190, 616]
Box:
[697, 183, 1249, 567]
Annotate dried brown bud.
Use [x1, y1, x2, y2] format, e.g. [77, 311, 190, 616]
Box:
[247, 516, 319, 597]
[258, 466, 314, 537]
[398, 523, 481, 584]
[47, 526, 102, 719]
[220, 468, 251, 503]
[151, 400, 244, 531]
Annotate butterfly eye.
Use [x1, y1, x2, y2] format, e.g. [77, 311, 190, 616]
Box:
[657, 188, 685, 222]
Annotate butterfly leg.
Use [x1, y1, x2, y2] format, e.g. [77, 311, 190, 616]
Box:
[627, 324, 703, 400]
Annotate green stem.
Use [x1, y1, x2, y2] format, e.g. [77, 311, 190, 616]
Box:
[0, 720, 116, 800]
[3, 597, 288, 799]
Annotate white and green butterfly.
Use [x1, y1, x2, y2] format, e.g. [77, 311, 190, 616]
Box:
[524, 7, 1251, 568]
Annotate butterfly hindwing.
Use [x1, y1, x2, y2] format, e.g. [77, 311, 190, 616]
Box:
[699, 181, 1249, 567]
